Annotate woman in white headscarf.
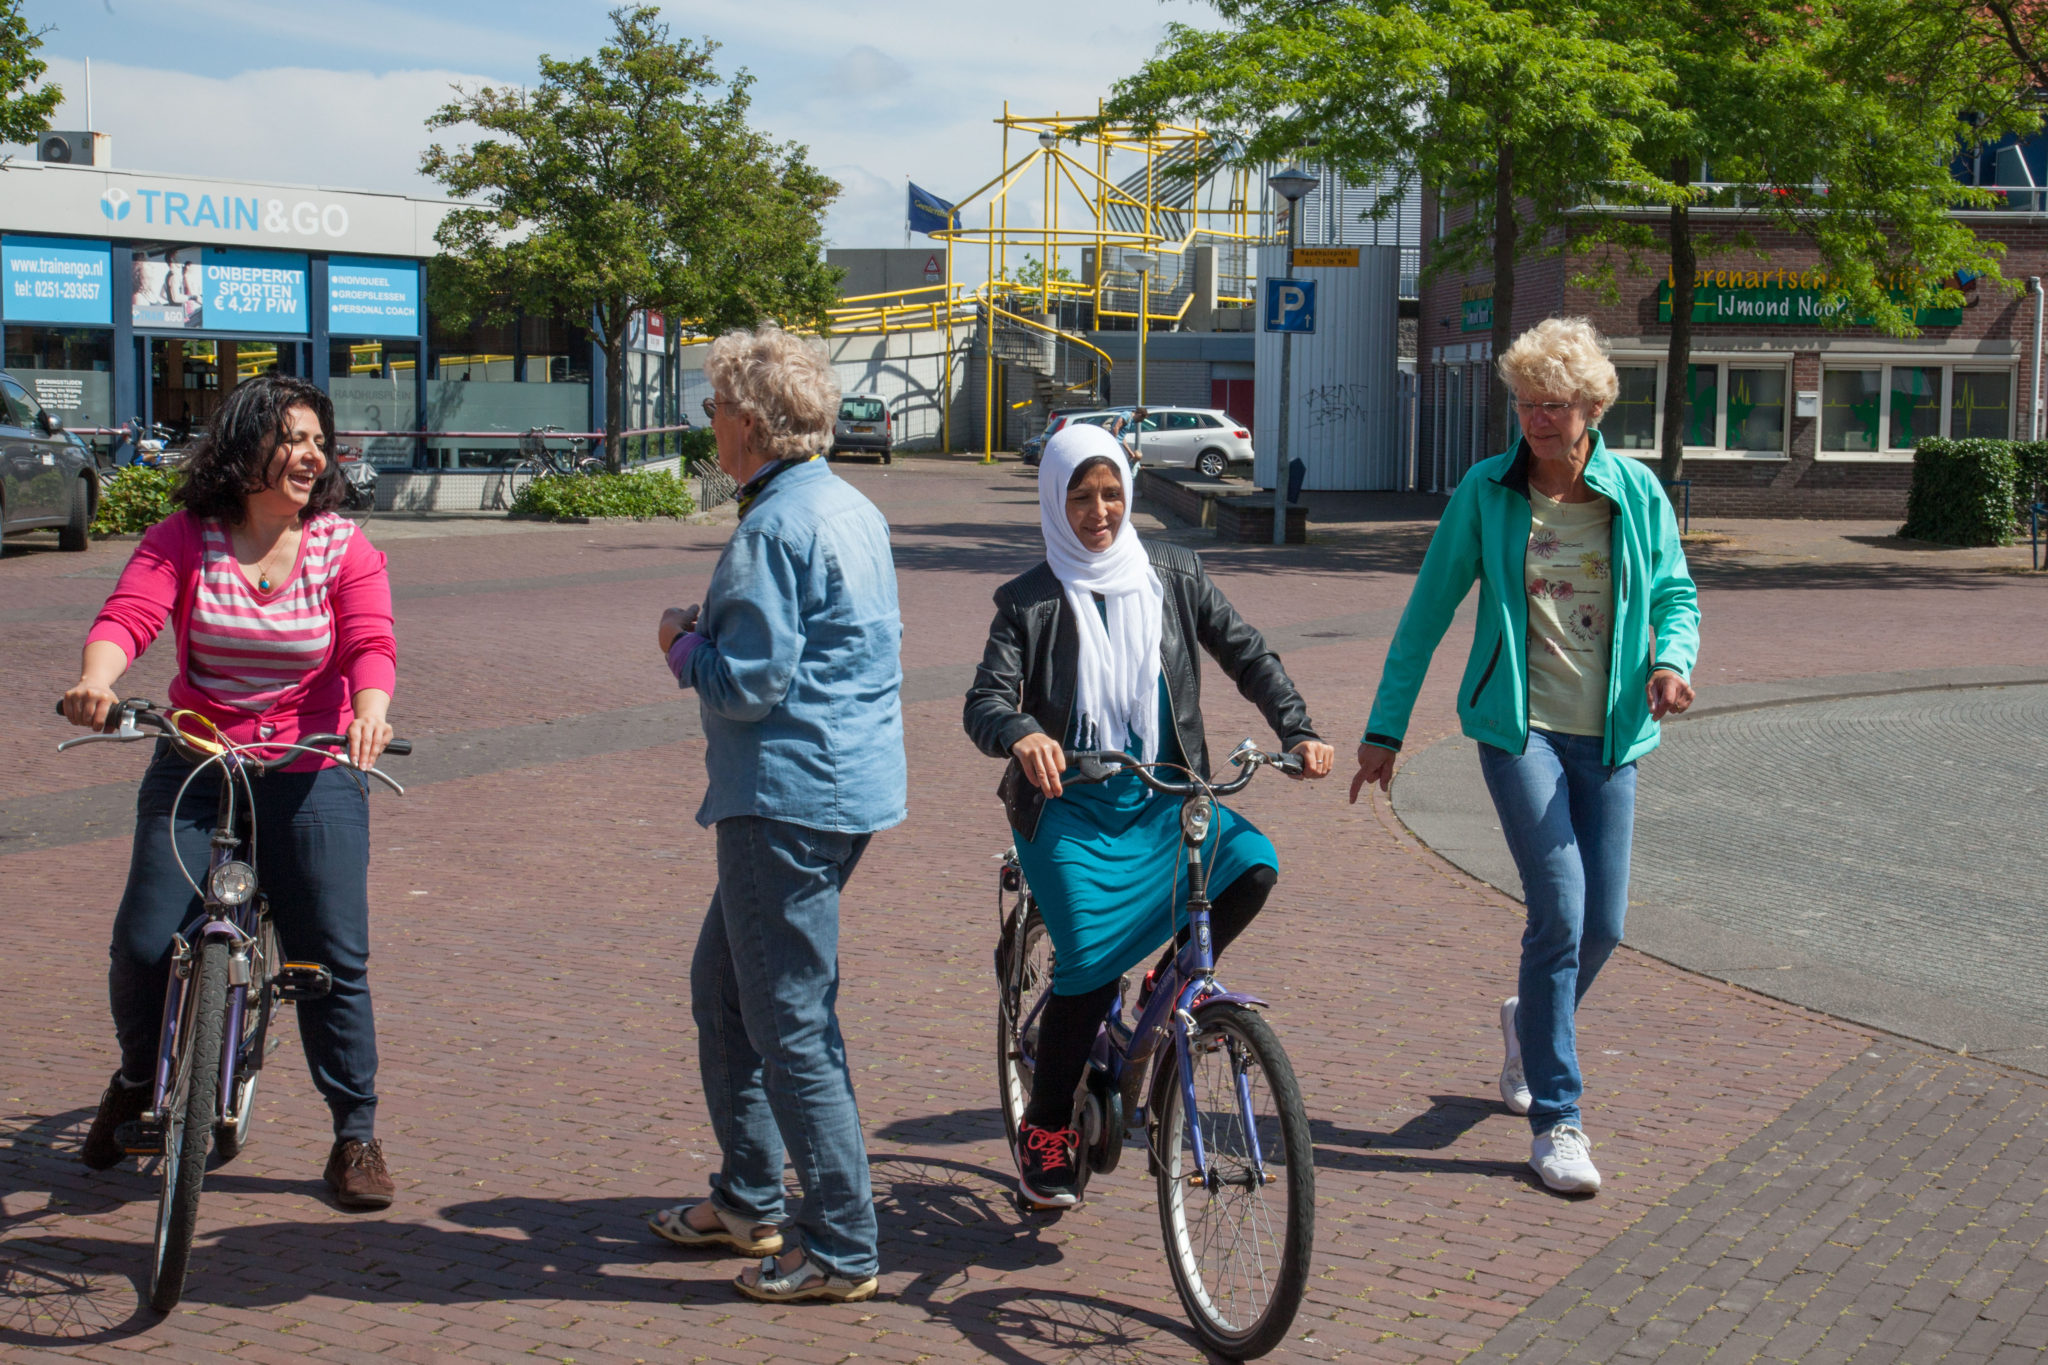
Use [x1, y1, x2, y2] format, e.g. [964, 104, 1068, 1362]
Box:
[963, 424, 1335, 1207]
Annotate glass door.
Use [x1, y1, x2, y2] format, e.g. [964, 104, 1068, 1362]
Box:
[149, 338, 301, 439]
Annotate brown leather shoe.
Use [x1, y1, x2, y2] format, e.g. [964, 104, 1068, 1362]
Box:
[324, 1138, 395, 1209]
[81, 1072, 150, 1171]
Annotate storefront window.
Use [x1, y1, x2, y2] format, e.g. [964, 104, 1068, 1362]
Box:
[3, 326, 114, 451]
[1682, 364, 1718, 447]
[1822, 368, 1881, 452]
[1888, 366, 1942, 450]
[1725, 368, 1786, 453]
[424, 312, 590, 467]
[331, 339, 421, 468]
[1606, 366, 1658, 450]
[1950, 371, 2012, 440]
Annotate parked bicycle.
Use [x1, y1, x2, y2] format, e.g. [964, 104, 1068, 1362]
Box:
[56, 698, 410, 1312]
[507, 423, 600, 490]
[123, 418, 196, 469]
[334, 442, 378, 512]
[993, 739, 1314, 1360]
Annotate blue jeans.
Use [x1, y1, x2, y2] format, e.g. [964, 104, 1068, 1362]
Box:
[1478, 729, 1637, 1136]
[691, 816, 878, 1278]
[111, 745, 379, 1141]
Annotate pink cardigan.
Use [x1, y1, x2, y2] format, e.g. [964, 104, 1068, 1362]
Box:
[88, 510, 398, 762]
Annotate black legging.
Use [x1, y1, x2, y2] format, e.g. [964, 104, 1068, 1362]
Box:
[1022, 865, 1277, 1129]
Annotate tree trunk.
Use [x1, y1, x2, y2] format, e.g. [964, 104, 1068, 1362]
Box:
[604, 313, 629, 474]
[1487, 138, 1518, 455]
[1660, 162, 1695, 485]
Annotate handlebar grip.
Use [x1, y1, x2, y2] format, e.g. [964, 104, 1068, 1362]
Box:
[383, 739, 412, 757]
[1276, 751, 1305, 776]
[53, 699, 63, 716]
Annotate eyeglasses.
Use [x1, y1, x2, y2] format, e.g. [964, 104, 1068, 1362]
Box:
[1512, 399, 1579, 418]
[701, 397, 722, 420]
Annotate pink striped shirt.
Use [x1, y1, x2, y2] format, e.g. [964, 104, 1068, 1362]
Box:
[88, 510, 397, 766]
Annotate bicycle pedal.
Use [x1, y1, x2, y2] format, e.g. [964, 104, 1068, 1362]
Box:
[115, 1118, 164, 1155]
[1010, 1190, 1073, 1218]
[274, 962, 332, 1000]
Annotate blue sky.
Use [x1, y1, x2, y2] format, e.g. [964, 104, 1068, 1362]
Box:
[12, 0, 1212, 248]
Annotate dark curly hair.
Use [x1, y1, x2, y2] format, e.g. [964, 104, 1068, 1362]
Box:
[173, 375, 345, 524]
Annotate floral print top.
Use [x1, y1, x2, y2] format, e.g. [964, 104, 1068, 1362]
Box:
[1525, 488, 1613, 737]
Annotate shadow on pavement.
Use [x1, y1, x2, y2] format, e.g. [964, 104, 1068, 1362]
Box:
[874, 1107, 1007, 1145]
[900, 1282, 1219, 1365]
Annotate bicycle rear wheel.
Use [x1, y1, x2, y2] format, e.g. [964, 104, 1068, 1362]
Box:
[151, 938, 227, 1313]
[504, 458, 547, 507]
[1152, 1001, 1314, 1359]
[995, 897, 1052, 1154]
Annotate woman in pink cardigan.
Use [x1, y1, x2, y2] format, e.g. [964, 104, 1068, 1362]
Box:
[59, 375, 401, 1210]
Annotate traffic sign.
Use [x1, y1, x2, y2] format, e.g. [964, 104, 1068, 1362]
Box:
[1265, 277, 1316, 333]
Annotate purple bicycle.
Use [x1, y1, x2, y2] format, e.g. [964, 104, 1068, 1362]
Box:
[993, 739, 1314, 1360]
[57, 699, 409, 1312]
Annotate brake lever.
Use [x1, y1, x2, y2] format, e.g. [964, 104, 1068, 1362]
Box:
[56, 707, 150, 750]
[1070, 752, 1121, 786]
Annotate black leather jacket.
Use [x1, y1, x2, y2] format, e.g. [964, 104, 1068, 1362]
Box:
[963, 540, 1321, 840]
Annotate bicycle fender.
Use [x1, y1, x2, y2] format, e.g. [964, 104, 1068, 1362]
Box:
[1194, 990, 1269, 1011]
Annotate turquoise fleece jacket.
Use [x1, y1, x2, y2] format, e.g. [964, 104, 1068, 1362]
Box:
[1364, 433, 1701, 767]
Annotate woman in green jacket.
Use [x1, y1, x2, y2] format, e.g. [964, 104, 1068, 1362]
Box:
[1351, 317, 1701, 1196]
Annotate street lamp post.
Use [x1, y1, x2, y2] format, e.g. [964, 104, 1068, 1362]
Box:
[1124, 250, 1158, 469]
[1267, 165, 1317, 546]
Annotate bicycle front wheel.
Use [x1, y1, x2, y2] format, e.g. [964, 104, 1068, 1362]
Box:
[504, 458, 546, 507]
[214, 919, 277, 1164]
[1152, 1001, 1314, 1359]
[152, 938, 227, 1313]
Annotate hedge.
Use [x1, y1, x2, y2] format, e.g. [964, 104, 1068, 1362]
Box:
[91, 466, 183, 536]
[509, 469, 695, 520]
[1900, 439, 2019, 546]
[2016, 441, 2048, 510]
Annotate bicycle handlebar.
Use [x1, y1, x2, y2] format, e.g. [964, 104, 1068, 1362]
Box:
[1066, 741, 1302, 797]
[55, 698, 411, 772]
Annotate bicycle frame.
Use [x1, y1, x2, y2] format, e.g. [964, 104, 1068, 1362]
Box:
[1011, 740, 1291, 1185]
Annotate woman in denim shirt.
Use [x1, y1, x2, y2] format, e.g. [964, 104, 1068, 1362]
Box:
[646, 326, 905, 1304]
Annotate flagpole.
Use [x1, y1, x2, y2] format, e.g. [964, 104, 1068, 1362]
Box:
[943, 212, 954, 455]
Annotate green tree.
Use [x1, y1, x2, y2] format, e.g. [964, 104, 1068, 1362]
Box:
[1100, 0, 1677, 451]
[0, 0, 61, 148]
[423, 6, 841, 471]
[1586, 0, 2034, 479]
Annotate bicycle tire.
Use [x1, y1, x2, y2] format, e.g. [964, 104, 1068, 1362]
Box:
[504, 458, 546, 506]
[1152, 1000, 1314, 1360]
[214, 919, 277, 1163]
[995, 897, 1051, 1154]
[151, 938, 227, 1313]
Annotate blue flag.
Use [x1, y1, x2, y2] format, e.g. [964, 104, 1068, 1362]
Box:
[908, 182, 956, 236]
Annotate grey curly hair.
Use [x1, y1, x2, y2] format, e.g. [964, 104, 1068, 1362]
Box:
[703, 325, 841, 460]
[1497, 317, 1621, 417]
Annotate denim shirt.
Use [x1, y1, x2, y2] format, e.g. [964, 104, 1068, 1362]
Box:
[679, 458, 907, 833]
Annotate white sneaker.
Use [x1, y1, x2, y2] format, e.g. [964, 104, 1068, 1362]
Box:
[1498, 997, 1531, 1115]
[1530, 1123, 1601, 1194]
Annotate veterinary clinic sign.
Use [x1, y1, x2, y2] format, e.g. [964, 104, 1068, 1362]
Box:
[1658, 269, 1963, 326]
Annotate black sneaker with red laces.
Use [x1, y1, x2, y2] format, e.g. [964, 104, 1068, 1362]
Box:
[1015, 1120, 1082, 1207]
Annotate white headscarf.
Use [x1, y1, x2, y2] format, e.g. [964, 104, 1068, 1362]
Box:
[1038, 423, 1166, 761]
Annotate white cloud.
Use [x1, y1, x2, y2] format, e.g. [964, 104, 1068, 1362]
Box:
[9, 56, 493, 197]
[10, 0, 1225, 252]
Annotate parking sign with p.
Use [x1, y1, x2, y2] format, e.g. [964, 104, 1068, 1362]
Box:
[1265, 277, 1315, 333]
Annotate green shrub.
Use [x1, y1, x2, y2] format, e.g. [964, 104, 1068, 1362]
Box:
[510, 469, 695, 520]
[91, 466, 183, 536]
[677, 426, 716, 464]
[1901, 439, 2018, 546]
[2014, 441, 2048, 510]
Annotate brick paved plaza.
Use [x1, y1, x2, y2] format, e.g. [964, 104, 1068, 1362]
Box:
[4, 460, 2047, 1363]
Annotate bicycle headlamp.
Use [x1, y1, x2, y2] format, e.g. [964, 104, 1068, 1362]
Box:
[210, 861, 257, 906]
[1181, 797, 1213, 845]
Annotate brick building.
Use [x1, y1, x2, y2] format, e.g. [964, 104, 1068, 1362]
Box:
[1418, 196, 2044, 517]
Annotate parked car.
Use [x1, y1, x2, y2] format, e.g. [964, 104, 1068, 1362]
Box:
[831, 393, 893, 463]
[1020, 406, 1104, 466]
[1124, 407, 1256, 478]
[1, 372, 98, 553]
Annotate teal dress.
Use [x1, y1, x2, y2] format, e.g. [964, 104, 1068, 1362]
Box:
[1013, 670, 1278, 996]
